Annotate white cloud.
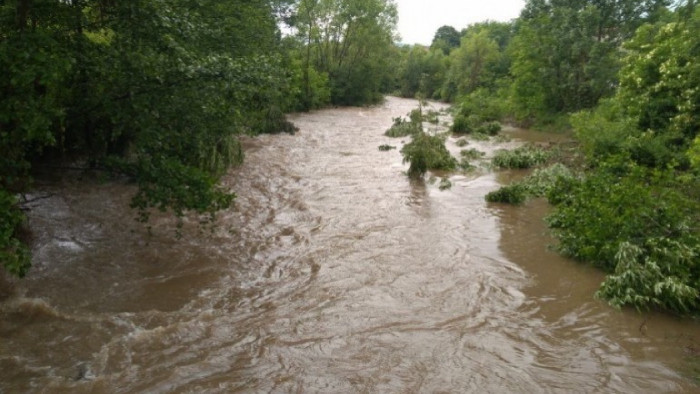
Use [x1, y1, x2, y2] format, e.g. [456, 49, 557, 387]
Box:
[394, 0, 526, 45]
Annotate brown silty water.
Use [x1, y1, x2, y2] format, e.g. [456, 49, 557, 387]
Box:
[1, 97, 698, 392]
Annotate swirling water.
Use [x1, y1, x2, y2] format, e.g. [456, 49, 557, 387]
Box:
[1, 97, 698, 393]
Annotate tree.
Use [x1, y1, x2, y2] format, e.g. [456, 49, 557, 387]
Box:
[396, 45, 446, 99]
[431, 25, 460, 55]
[444, 30, 500, 99]
[509, 0, 671, 123]
[291, 0, 398, 105]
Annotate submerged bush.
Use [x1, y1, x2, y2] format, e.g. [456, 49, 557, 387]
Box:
[451, 114, 481, 134]
[401, 132, 457, 178]
[470, 132, 490, 141]
[492, 145, 550, 169]
[378, 144, 396, 151]
[485, 183, 527, 204]
[485, 164, 574, 205]
[1, 190, 30, 277]
[460, 148, 485, 161]
[476, 121, 502, 136]
[596, 239, 699, 313]
[425, 110, 440, 124]
[455, 138, 469, 147]
[385, 116, 421, 137]
[439, 177, 452, 190]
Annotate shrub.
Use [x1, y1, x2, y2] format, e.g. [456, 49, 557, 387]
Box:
[546, 159, 700, 283]
[425, 110, 440, 124]
[439, 177, 452, 190]
[460, 148, 485, 161]
[455, 138, 469, 147]
[485, 184, 527, 204]
[0, 190, 30, 277]
[491, 145, 550, 169]
[485, 164, 574, 205]
[451, 114, 481, 134]
[595, 239, 699, 314]
[458, 159, 476, 171]
[470, 132, 490, 141]
[378, 144, 396, 151]
[401, 132, 457, 178]
[385, 116, 421, 137]
[520, 163, 573, 197]
[476, 121, 502, 136]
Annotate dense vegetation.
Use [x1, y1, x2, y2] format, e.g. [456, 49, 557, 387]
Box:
[0, 0, 398, 276]
[391, 0, 697, 315]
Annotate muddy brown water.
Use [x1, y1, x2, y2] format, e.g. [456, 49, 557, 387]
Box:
[1, 97, 698, 393]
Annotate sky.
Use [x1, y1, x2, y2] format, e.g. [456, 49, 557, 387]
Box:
[394, 0, 526, 45]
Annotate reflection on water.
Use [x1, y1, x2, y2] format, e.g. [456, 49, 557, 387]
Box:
[1, 97, 698, 392]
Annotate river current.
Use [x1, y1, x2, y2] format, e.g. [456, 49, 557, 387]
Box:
[1, 97, 698, 392]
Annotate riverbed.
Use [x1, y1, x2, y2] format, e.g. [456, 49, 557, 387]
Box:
[1, 97, 698, 392]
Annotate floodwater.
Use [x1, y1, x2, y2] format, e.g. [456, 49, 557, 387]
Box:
[1, 97, 698, 393]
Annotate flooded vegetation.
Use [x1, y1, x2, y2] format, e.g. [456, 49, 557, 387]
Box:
[1, 97, 698, 392]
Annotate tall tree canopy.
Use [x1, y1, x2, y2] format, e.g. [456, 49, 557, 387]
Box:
[509, 0, 671, 121]
[430, 25, 461, 55]
[290, 0, 398, 105]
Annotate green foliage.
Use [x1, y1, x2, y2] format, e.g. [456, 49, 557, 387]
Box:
[547, 159, 698, 270]
[545, 6, 700, 315]
[285, 53, 331, 111]
[0, 190, 30, 277]
[385, 115, 421, 137]
[438, 177, 452, 190]
[519, 163, 574, 197]
[440, 22, 513, 102]
[596, 239, 699, 313]
[509, 0, 670, 124]
[614, 11, 700, 165]
[451, 114, 481, 134]
[292, 0, 398, 105]
[424, 110, 440, 124]
[486, 184, 527, 204]
[431, 25, 461, 55]
[552, 163, 700, 315]
[401, 132, 457, 178]
[0, 0, 295, 275]
[491, 145, 550, 169]
[378, 144, 396, 151]
[396, 45, 447, 99]
[443, 30, 500, 99]
[460, 148, 485, 160]
[486, 163, 574, 205]
[458, 148, 484, 171]
[450, 88, 507, 134]
[478, 122, 502, 136]
[690, 137, 700, 169]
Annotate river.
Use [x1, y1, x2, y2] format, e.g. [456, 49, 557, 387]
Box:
[1, 97, 698, 392]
